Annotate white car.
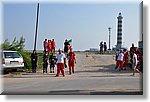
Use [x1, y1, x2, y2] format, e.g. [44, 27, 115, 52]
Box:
[2, 50, 24, 71]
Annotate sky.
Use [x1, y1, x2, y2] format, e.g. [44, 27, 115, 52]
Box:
[2, 0, 142, 51]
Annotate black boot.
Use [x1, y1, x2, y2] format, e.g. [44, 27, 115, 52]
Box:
[69, 71, 71, 75]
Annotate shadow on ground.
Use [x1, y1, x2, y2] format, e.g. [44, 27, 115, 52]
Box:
[2, 89, 143, 95]
[2, 73, 56, 78]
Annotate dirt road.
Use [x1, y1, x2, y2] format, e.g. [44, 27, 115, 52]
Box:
[1, 52, 143, 95]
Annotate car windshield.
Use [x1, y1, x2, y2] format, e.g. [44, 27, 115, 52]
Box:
[4, 52, 21, 58]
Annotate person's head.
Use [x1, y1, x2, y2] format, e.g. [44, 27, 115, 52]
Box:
[52, 39, 54, 41]
[123, 49, 127, 52]
[48, 40, 50, 42]
[70, 48, 73, 52]
[104, 42, 106, 44]
[45, 39, 47, 41]
[33, 50, 36, 54]
[65, 39, 67, 42]
[58, 49, 62, 54]
[132, 43, 134, 47]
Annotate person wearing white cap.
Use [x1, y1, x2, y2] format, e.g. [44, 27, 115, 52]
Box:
[56, 49, 66, 77]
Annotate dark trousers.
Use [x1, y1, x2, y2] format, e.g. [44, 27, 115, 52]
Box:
[43, 62, 48, 73]
[32, 67, 36, 73]
[32, 62, 37, 73]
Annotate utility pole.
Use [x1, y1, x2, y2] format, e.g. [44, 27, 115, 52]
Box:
[108, 27, 112, 51]
[34, 3, 40, 51]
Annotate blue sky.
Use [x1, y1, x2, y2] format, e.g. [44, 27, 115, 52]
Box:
[3, 1, 141, 51]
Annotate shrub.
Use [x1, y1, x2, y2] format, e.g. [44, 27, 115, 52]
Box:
[20, 51, 32, 70]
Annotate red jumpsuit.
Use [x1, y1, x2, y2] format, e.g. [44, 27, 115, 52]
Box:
[51, 41, 56, 52]
[130, 47, 136, 60]
[43, 41, 47, 51]
[56, 63, 65, 77]
[123, 51, 129, 68]
[47, 41, 52, 53]
[68, 52, 75, 74]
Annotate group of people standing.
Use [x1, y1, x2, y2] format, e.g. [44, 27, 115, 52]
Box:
[115, 43, 143, 76]
[99, 41, 107, 54]
[43, 39, 56, 53]
[31, 39, 142, 77]
[31, 39, 76, 77]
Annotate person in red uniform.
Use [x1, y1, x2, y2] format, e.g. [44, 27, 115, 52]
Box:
[51, 39, 56, 53]
[47, 40, 52, 54]
[123, 49, 129, 70]
[135, 49, 143, 72]
[130, 43, 136, 59]
[68, 48, 76, 75]
[43, 39, 48, 52]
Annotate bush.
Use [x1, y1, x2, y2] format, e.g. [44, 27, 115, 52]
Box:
[20, 51, 32, 70]
[20, 51, 44, 71]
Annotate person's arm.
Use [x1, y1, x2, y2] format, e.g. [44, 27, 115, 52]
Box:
[54, 42, 56, 47]
[74, 53, 76, 63]
[133, 57, 136, 65]
[36, 54, 38, 63]
[74, 56, 76, 64]
[68, 42, 70, 46]
[64, 58, 66, 64]
[63, 54, 66, 64]
[49, 57, 51, 63]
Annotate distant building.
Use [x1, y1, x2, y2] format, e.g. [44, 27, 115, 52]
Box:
[138, 34, 143, 50]
[90, 48, 99, 52]
[138, 2, 143, 51]
[85, 48, 99, 52]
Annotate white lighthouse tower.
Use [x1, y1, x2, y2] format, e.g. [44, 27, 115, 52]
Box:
[116, 12, 123, 50]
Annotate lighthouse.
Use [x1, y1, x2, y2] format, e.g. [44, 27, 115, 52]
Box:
[116, 12, 123, 50]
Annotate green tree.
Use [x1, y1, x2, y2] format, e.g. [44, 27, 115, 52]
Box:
[2, 36, 25, 51]
[19, 36, 25, 51]
[1, 39, 10, 50]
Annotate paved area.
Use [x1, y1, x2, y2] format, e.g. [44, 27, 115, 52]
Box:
[1, 53, 143, 95]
